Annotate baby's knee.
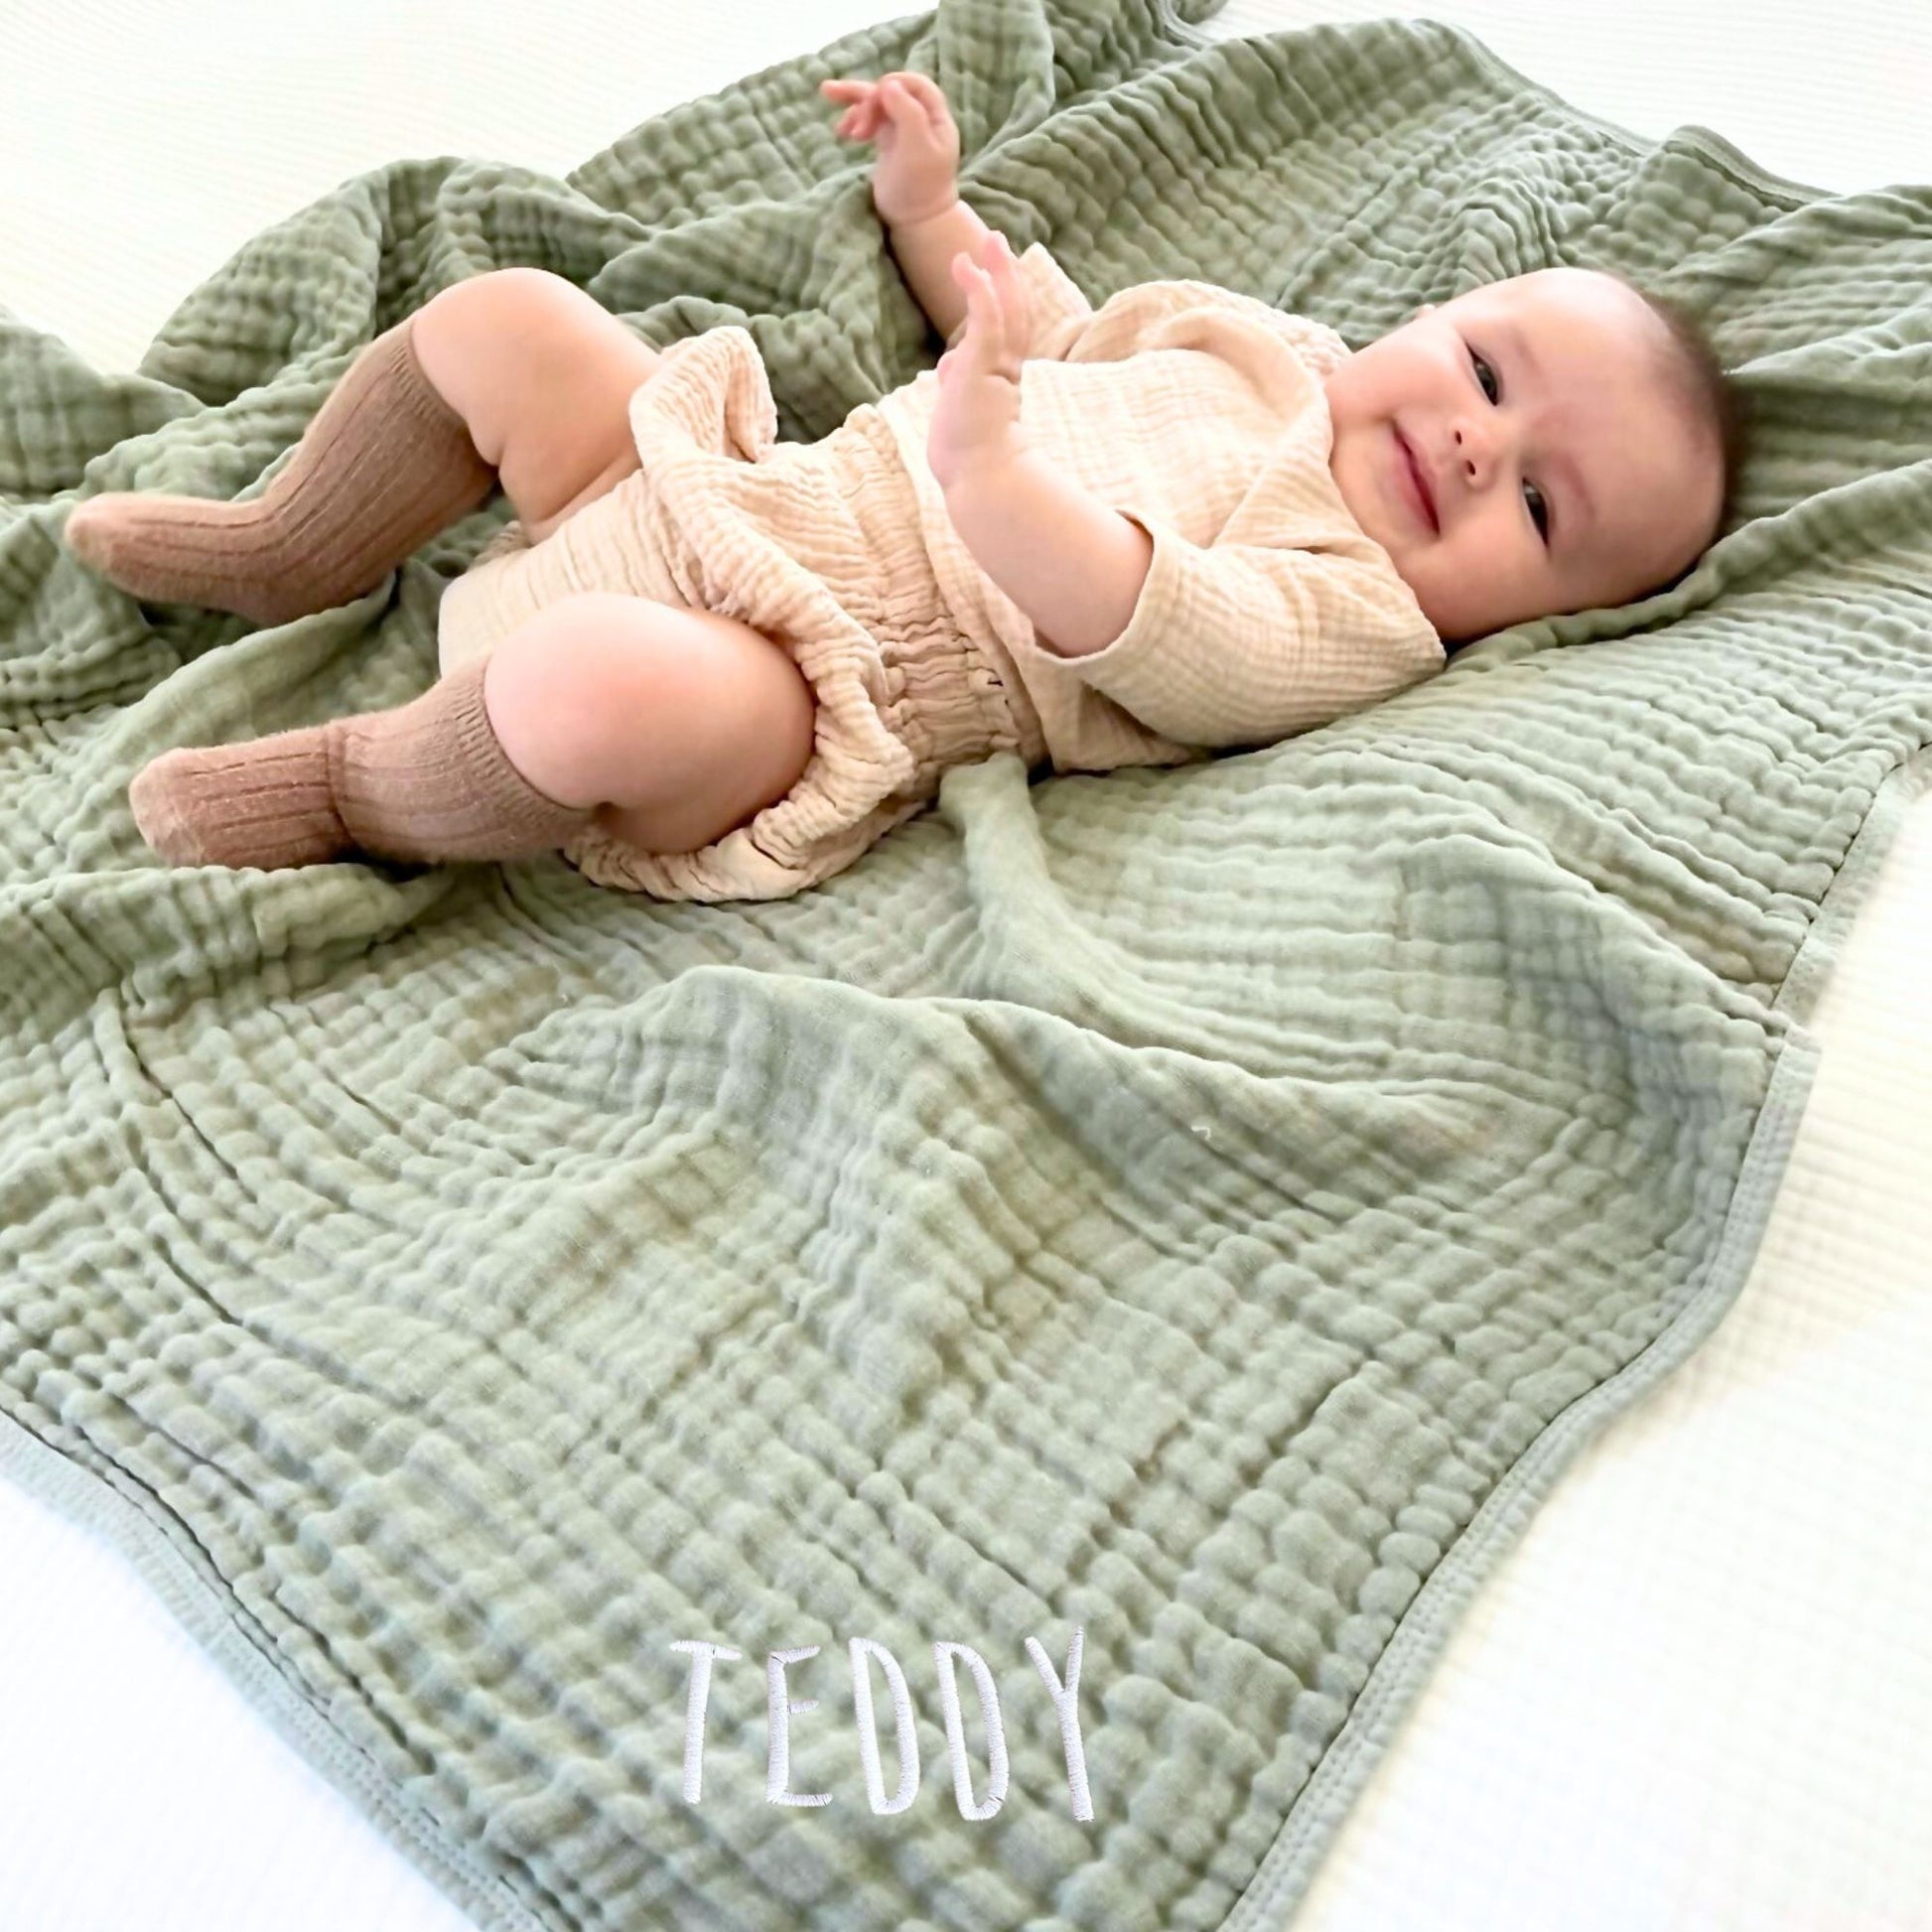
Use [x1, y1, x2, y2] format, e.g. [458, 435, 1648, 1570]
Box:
[413, 269, 591, 451]
[421, 266, 574, 339]
[475, 595, 659, 805]
[478, 593, 814, 838]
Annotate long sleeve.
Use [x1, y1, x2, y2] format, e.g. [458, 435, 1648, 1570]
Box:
[1006, 508, 1444, 749]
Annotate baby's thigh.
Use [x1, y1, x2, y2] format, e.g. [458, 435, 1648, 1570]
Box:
[414, 268, 656, 541]
[483, 592, 816, 853]
[522, 443, 646, 546]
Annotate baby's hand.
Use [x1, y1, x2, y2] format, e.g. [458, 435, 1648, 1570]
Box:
[820, 69, 960, 227]
[926, 228, 1031, 492]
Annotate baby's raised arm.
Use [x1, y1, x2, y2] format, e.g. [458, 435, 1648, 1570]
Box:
[892, 204, 1001, 348]
[824, 69, 1153, 659]
[822, 70, 993, 345]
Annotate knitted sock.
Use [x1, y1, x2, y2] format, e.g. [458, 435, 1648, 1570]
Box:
[126, 656, 597, 871]
[65, 313, 497, 626]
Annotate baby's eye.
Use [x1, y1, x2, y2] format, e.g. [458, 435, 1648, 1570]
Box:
[1523, 479, 1550, 543]
[1470, 345, 1551, 544]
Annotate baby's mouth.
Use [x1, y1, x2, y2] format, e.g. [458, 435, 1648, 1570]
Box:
[1394, 426, 1439, 533]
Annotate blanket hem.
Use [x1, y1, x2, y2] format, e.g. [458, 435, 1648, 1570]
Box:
[1441, 24, 1828, 209]
[1223, 751, 1932, 1926]
[1773, 747, 1932, 1029]
[0, 1416, 546, 1932]
[1227, 1037, 1825, 1926]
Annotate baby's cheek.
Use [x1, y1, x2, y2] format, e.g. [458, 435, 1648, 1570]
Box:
[1322, 435, 1378, 541]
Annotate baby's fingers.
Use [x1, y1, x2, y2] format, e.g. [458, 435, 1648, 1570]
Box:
[877, 72, 945, 130]
[820, 76, 883, 140]
[952, 256, 1007, 344]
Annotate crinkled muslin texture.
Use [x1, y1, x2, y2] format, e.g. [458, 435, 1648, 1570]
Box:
[0, 2, 1928, 1929]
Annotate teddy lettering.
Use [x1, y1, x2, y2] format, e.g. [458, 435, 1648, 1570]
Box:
[669, 1626, 1092, 1821]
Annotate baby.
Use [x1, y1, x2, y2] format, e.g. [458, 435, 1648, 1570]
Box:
[65, 69, 1742, 903]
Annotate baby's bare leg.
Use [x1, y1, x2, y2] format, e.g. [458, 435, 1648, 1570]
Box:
[481, 593, 817, 854]
[412, 268, 658, 544]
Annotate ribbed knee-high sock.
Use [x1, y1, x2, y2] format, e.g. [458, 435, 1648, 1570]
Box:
[126, 656, 598, 871]
[66, 313, 497, 626]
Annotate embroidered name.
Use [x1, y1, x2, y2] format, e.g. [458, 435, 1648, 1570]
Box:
[669, 1626, 1092, 1821]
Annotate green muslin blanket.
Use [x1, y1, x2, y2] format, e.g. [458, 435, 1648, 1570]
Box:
[3, 1, 1928, 1924]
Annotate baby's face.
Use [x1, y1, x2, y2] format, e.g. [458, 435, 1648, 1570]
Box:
[1321, 268, 1724, 643]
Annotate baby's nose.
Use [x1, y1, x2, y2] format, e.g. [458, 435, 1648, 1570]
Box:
[1452, 416, 1505, 482]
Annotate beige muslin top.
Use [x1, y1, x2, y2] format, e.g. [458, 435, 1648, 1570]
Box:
[867, 241, 1446, 771]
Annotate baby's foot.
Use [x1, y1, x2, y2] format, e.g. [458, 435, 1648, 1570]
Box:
[128, 729, 351, 869]
[66, 492, 294, 623]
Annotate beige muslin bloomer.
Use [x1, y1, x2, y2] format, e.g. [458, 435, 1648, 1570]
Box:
[436, 327, 1045, 902]
[435, 244, 1444, 902]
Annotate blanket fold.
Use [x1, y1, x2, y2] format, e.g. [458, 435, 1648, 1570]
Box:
[2, 2, 1928, 1927]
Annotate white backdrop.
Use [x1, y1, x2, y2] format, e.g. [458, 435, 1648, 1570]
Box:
[4, 0, 1928, 375]
[1, 5, 1928, 1929]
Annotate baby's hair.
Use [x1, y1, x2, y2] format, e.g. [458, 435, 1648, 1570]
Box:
[1601, 270, 1751, 547]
